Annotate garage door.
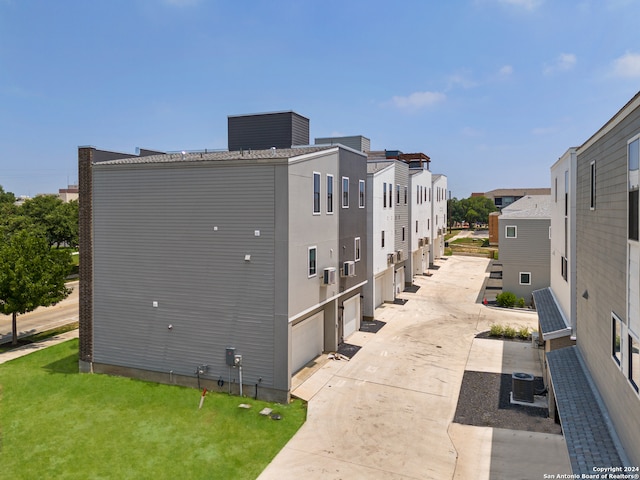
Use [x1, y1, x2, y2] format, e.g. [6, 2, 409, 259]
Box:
[291, 312, 324, 374]
[395, 266, 405, 295]
[343, 294, 360, 340]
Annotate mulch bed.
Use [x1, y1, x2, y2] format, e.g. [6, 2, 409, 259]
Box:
[359, 320, 386, 334]
[453, 371, 561, 435]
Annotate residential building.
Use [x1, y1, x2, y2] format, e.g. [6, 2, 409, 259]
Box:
[409, 166, 433, 278]
[315, 135, 370, 153]
[58, 184, 79, 203]
[79, 136, 367, 403]
[431, 174, 448, 262]
[472, 187, 551, 211]
[498, 195, 551, 303]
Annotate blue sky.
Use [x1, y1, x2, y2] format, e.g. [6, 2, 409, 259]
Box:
[1, 0, 640, 198]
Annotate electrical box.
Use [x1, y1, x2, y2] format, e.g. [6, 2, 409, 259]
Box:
[225, 347, 236, 366]
[234, 354, 242, 366]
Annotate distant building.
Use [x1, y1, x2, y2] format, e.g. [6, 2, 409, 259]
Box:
[58, 184, 79, 203]
[472, 188, 551, 211]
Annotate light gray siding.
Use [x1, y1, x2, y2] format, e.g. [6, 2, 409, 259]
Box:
[93, 162, 279, 388]
[394, 162, 409, 274]
[576, 102, 640, 466]
[499, 217, 550, 301]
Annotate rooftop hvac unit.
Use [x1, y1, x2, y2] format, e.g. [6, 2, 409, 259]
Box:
[387, 253, 396, 265]
[512, 372, 535, 403]
[396, 250, 403, 263]
[322, 267, 336, 285]
[342, 261, 356, 277]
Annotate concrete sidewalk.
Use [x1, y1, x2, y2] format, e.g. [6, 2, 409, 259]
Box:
[0, 329, 78, 365]
[259, 255, 571, 480]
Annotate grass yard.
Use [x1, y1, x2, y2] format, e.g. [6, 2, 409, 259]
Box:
[0, 339, 306, 479]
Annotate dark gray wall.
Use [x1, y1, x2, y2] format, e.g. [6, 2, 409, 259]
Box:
[228, 111, 310, 151]
[394, 161, 409, 266]
[576, 103, 640, 465]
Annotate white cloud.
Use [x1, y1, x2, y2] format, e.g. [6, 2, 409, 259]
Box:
[496, 0, 543, 11]
[390, 91, 446, 110]
[446, 73, 477, 90]
[498, 65, 513, 76]
[544, 53, 577, 75]
[611, 52, 640, 78]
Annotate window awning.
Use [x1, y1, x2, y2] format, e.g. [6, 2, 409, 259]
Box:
[532, 287, 571, 340]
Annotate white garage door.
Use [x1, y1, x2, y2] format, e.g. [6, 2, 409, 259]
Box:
[395, 266, 405, 295]
[292, 312, 324, 374]
[343, 294, 360, 340]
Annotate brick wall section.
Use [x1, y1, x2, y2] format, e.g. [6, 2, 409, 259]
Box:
[78, 147, 93, 366]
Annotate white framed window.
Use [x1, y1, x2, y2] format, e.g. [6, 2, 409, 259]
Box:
[388, 182, 392, 207]
[590, 160, 596, 210]
[613, 312, 623, 366]
[383, 182, 387, 208]
[381, 230, 385, 248]
[359, 180, 365, 208]
[402, 226, 405, 241]
[629, 334, 640, 392]
[505, 226, 517, 238]
[519, 272, 531, 285]
[327, 174, 334, 214]
[404, 185, 408, 204]
[313, 172, 321, 214]
[355, 237, 361, 262]
[629, 137, 639, 241]
[308, 246, 317, 277]
[342, 177, 349, 208]
[396, 184, 400, 205]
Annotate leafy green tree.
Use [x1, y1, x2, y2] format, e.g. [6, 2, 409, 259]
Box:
[0, 186, 15, 205]
[20, 195, 78, 248]
[0, 229, 72, 345]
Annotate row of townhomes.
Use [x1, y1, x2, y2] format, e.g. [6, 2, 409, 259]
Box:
[532, 92, 640, 471]
[78, 111, 447, 403]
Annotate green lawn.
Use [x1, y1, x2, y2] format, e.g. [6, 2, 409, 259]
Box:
[0, 340, 306, 479]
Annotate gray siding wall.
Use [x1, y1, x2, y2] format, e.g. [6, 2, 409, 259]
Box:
[339, 148, 368, 292]
[92, 162, 280, 391]
[394, 162, 409, 269]
[499, 217, 550, 301]
[576, 105, 640, 465]
[228, 112, 310, 151]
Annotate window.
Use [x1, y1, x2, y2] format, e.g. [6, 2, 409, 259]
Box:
[629, 138, 639, 241]
[554, 177, 558, 203]
[630, 335, 640, 392]
[383, 183, 387, 208]
[565, 170, 569, 217]
[308, 247, 317, 277]
[342, 177, 349, 208]
[613, 313, 622, 366]
[429, 188, 431, 202]
[505, 226, 517, 238]
[359, 180, 365, 208]
[388, 182, 392, 207]
[404, 186, 408, 204]
[396, 184, 400, 205]
[327, 174, 334, 214]
[313, 172, 321, 214]
[561, 256, 568, 282]
[519, 272, 531, 285]
[402, 226, 405, 241]
[416, 220, 418, 233]
[590, 161, 596, 210]
[381, 231, 385, 248]
[417, 185, 420, 204]
[355, 237, 361, 262]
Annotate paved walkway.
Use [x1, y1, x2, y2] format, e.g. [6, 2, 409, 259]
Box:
[259, 255, 571, 480]
[0, 329, 78, 365]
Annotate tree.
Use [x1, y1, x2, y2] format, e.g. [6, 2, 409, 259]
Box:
[20, 195, 78, 248]
[0, 229, 72, 345]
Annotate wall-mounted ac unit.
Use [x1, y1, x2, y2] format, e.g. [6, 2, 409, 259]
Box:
[418, 238, 424, 247]
[396, 250, 403, 263]
[424, 237, 429, 245]
[512, 372, 535, 403]
[387, 253, 396, 265]
[322, 267, 336, 285]
[342, 261, 356, 277]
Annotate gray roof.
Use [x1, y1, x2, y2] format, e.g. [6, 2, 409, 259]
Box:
[367, 161, 394, 174]
[532, 288, 570, 340]
[481, 187, 551, 197]
[93, 146, 335, 166]
[500, 195, 551, 219]
[546, 346, 629, 474]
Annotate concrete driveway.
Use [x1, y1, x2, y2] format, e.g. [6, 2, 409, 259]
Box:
[258, 256, 570, 480]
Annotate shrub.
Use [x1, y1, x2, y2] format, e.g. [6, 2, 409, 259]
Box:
[517, 297, 525, 308]
[489, 324, 503, 337]
[503, 325, 517, 338]
[496, 291, 517, 308]
[518, 326, 530, 339]
[481, 239, 490, 247]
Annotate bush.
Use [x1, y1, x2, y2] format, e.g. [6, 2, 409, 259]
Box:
[503, 325, 517, 338]
[481, 239, 490, 247]
[517, 297, 525, 308]
[489, 324, 503, 337]
[518, 326, 530, 339]
[496, 291, 517, 308]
